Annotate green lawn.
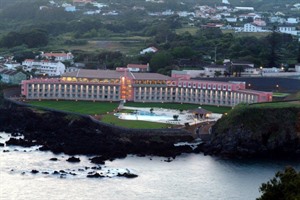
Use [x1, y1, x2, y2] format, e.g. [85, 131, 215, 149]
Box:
[272, 92, 290, 98]
[176, 27, 199, 36]
[101, 114, 171, 129]
[28, 100, 119, 115]
[250, 101, 300, 108]
[26, 100, 230, 128]
[124, 102, 231, 114]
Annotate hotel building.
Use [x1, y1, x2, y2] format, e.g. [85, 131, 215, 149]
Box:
[22, 59, 66, 76]
[21, 69, 272, 106]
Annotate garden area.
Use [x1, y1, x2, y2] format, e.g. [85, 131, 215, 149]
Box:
[27, 100, 230, 129]
[124, 102, 231, 114]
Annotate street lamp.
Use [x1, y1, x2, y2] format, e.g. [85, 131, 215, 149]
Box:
[260, 66, 263, 76]
[248, 83, 251, 89]
[276, 84, 279, 92]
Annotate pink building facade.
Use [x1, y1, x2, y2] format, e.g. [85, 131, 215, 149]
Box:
[21, 69, 272, 106]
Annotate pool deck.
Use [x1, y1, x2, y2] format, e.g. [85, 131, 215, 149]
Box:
[117, 106, 222, 125]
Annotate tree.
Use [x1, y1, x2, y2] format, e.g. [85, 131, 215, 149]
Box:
[149, 51, 173, 72]
[266, 28, 281, 68]
[172, 46, 194, 59]
[23, 29, 49, 48]
[214, 71, 222, 77]
[257, 166, 300, 200]
[173, 115, 179, 121]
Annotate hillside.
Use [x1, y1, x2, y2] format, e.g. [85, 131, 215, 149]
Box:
[206, 102, 300, 157]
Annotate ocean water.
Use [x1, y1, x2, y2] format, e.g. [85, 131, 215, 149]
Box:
[1, 132, 299, 200]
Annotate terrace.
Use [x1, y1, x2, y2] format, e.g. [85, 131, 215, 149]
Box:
[115, 106, 222, 125]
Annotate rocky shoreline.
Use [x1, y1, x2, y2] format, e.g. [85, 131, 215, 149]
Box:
[0, 104, 197, 162]
[1, 98, 300, 161]
[203, 105, 300, 158]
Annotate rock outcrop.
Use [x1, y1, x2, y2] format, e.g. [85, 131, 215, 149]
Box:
[205, 105, 300, 158]
[0, 105, 194, 160]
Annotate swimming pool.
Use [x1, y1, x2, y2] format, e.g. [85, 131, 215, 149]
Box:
[114, 111, 176, 123]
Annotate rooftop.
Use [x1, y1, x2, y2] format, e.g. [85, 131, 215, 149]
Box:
[62, 69, 173, 80]
[127, 64, 148, 69]
[43, 52, 72, 57]
[0, 69, 23, 76]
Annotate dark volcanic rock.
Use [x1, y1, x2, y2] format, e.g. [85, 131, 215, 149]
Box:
[66, 156, 80, 163]
[117, 172, 138, 178]
[0, 143, 4, 147]
[206, 106, 300, 158]
[0, 105, 194, 159]
[6, 138, 36, 147]
[31, 170, 39, 174]
[90, 156, 106, 165]
[49, 158, 58, 161]
[87, 172, 105, 178]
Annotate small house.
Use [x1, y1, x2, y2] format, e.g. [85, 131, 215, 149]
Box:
[0, 69, 27, 84]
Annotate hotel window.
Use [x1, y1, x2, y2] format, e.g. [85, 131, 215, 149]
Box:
[218, 85, 221, 90]
[203, 84, 206, 89]
[183, 83, 186, 87]
[193, 83, 196, 88]
[188, 83, 191, 88]
[213, 85, 216, 90]
[178, 83, 182, 87]
[208, 84, 211, 89]
[228, 86, 232, 91]
[197, 84, 201, 89]
[223, 85, 227, 90]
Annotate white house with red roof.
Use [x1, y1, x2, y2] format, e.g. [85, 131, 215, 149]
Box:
[242, 23, 268, 32]
[140, 47, 158, 55]
[22, 59, 65, 76]
[127, 63, 149, 72]
[40, 52, 74, 62]
[253, 18, 266, 26]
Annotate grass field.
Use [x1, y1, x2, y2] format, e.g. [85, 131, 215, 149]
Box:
[27, 100, 230, 128]
[28, 100, 119, 115]
[250, 101, 300, 108]
[101, 114, 171, 129]
[272, 92, 290, 97]
[176, 27, 199, 36]
[48, 34, 149, 55]
[222, 30, 271, 38]
[124, 102, 231, 114]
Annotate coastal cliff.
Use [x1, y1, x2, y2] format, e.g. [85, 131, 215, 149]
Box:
[0, 102, 194, 160]
[205, 103, 300, 158]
